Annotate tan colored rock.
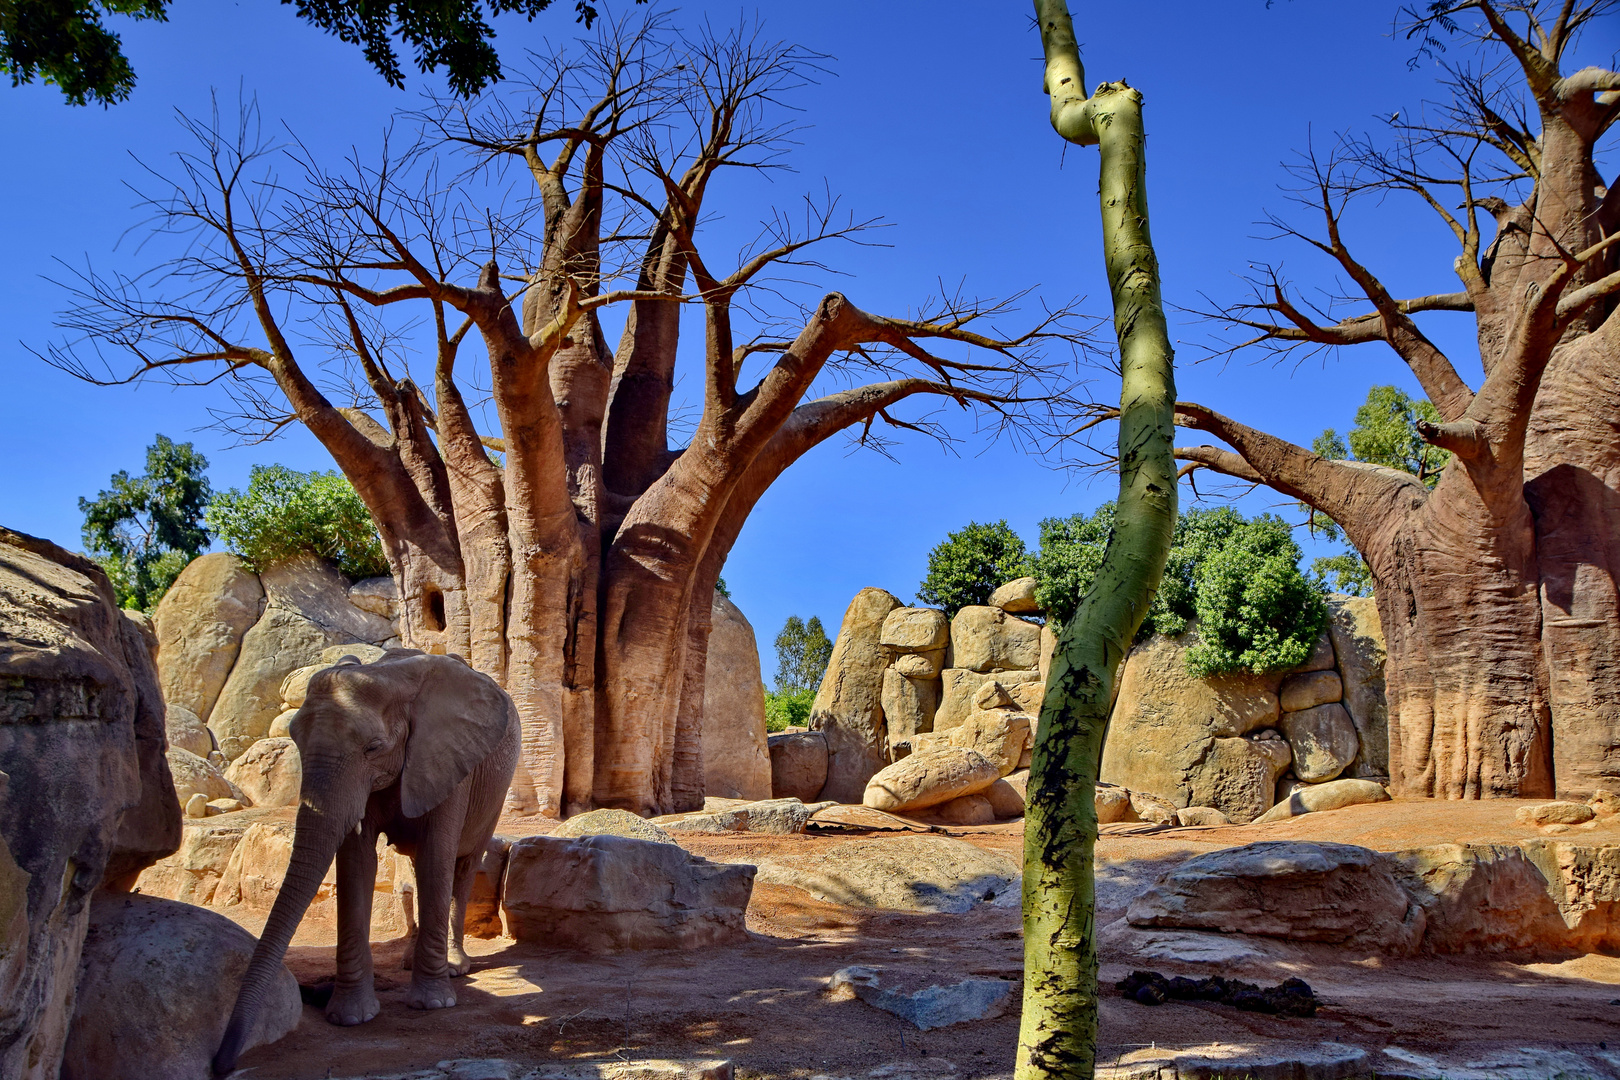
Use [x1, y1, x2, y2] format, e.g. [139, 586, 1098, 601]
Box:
[1519, 840, 1620, 951]
[948, 606, 1042, 673]
[1590, 790, 1620, 817]
[317, 643, 387, 666]
[931, 794, 995, 826]
[1129, 790, 1177, 825]
[167, 747, 238, 806]
[661, 798, 816, 836]
[224, 738, 302, 808]
[945, 711, 1032, 776]
[1385, 844, 1569, 953]
[206, 799, 244, 815]
[1127, 841, 1423, 952]
[983, 778, 1025, 818]
[811, 588, 901, 803]
[901, 732, 950, 757]
[501, 834, 754, 951]
[936, 667, 1041, 732]
[879, 607, 949, 652]
[881, 668, 938, 743]
[184, 794, 208, 819]
[260, 554, 395, 643]
[165, 704, 215, 759]
[1287, 630, 1336, 674]
[1279, 670, 1342, 712]
[1096, 783, 1137, 824]
[701, 593, 771, 801]
[464, 835, 510, 939]
[1038, 624, 1057, 684]
[1279, 703, 1359, 782]
[134, 819, 251, 907]
[768, 731, 828, 802]
[1002, 768, 1029, 799]
[553, 808, 677, 846]
[863, 748, 1001, 812]
[894, 650, 945, 679]
[1328, 595, 1388, 779]
[973, 680, 1016, 710]
[151, 552, 264, 723]
[346, 576, 398, 620]
[61, 894, 301, 1080]
[266, 709, 297, 739]
[277, 663, 325, 711]
[1515, 802, 1596, 827]
[1253, 778, 1391, 823]
[209, 608, 345, 761]
[752, 835, 1018, 913]
[1175, 730, 1290, 825]
[1175, 806, 1232, 827]
[1010, 679, 1045, 715]
[988, 577, 1040, 614]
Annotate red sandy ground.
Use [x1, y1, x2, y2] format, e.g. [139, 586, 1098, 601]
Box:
[226, 800, 1620, 1080]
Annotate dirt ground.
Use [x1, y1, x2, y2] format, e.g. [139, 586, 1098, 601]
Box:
[225, 799, 1620, 1080]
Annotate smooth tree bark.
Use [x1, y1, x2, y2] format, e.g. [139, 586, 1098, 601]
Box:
[1018, 4, 1178, 1077]
[51, 19, 1077, 817]
[1182, 0, 1620, 798]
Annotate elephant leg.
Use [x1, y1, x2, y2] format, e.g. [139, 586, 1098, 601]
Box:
[447, 853, 476, 977]
[406, 801, 462, 1010]
[328, 826, 380, 1026]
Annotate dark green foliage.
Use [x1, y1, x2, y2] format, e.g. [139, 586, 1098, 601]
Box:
[764, 687, 814, 732]
[773, 615, 832, 694]
[79, 434, 211, 610]
[916, 520, 1034, 617]
[1312, 553, 1373, 597]
[205, 465, 389, 580]
[715, 576, 731, 599]
[1032, 503, 1326, 676]
[2, 0, 633, 105]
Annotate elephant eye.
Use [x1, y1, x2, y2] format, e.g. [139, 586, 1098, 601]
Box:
[364, 738, 386, 756]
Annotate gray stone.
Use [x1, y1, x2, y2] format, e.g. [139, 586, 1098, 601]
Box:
[1253, 778, 1390, 822]
[151, 553, 264, 723]
[828, 966, 1013, 1030]
[987, 577, 1041, 615]
[662, 798, 814, 835]
[1279, 703, 1359, 782]
[553, 808, 676, 846]
[768, 730, 828, 802]
[1099, 1042, 1368, 1080]
[811, 588, 901, 803]
[1328, 595, 1388, 778]
[1279, 669, 1342, 712]
[879, 607, 949, 652]
[947, 606, 1042, 673]
[701, 593, 771, 801]
[752, 835, 1019, 913]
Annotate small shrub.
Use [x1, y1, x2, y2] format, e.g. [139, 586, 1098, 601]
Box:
[206, 465, 389, 579]
[765, 687, 815, 732]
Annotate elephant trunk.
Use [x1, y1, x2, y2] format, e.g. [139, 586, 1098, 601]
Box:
[214, 763, 364, 1075]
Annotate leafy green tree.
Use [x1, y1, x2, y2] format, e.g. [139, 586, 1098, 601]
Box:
[773, 615, 832, 694]
[205, 465, 388, 579]
[2, 0, 627, 105]
[763, 687, 814, 732]
[79, 434, 211, 610]
[1313, 553, 1373, 597]
[916, 520, 1034, 617]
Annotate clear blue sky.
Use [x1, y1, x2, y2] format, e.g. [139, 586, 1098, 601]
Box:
[0, 1, 1583, 647]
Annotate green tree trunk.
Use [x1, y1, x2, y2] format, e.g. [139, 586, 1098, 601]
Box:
[1017, 4, 1178, 1076]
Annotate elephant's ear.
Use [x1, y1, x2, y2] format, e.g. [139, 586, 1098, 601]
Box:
[399, 655, 512, 819]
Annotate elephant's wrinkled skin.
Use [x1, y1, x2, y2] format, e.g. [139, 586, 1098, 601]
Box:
[213, 649, 519, 1075]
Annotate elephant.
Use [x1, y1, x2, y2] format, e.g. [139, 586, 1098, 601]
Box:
[213, 649, 519, 1075]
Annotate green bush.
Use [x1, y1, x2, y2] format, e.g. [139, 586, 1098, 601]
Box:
[916, 520, 1034, 617]
[206, 465, 389, 579]
[1032, 503, 1325, 676]
[764, 687, 815, 732]
[79, 434, 212, 610]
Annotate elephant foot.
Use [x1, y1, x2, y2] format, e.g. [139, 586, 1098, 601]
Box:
[407, 977, 458, 1011]
[447, 943, 472, 978]
[325, 985, 380, 1026]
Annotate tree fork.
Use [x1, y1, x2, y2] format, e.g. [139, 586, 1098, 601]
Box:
[1018, 4, 1177, 1077]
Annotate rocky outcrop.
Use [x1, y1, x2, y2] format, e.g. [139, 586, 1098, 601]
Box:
[552, 808, 677, 845]
[0, 529, 181, 1080]
[767, 731, 827, 802]
[700, 594, 771, 801]
[935, 668, 1041, 733]
[501, 834, 754, 951]
[753, 835, 1019, 913]
[166, 748, 241, 808]
[1328, 595, 1388, 779]
[862, 748, 1001, 812]
[1279, 703, 1359, 782]
[660, 798, 818, 836]
[60, 893, 300, 1080]
[151, 553, 264, 723]
[164, 705, 215, 759]
[810, 588, 901, 803]
[942, 710, 1032, 776]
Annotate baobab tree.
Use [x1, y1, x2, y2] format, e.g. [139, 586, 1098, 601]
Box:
[49, 15, 1080, 817]
[1178, 0, 1620, 799]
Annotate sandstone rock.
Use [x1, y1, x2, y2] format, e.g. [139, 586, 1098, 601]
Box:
[1181, 731, 1292, 825]
[465, 835, 510, 939]
[209, 608, 347, 761]
[1519, 840, 1620, 951]
[1253, 778, 1391, 823]
[0, 529, 182, 1080]
[1038, 624, 1057, 684]
[184, 794, 208, 818]
[501, 834, 754, 951]
[863, 748, 1001, 812]
[1385, 844, 1569, 953]
[317, 642, 387, 666]
[988, 577, 1041, 615]
[1100, 630, 1282, 811]
[700, 593, 771, 801]
[929, 794, 995, 826]
[879, 607, 949, 652]
[277, 663, 325, 710]
[811, 588, 901, 803]
[224, 738, 302, 808]
[1328, 595, 1388, 778]
[212, 818, 298, 913]
[894, 650, 945, 679]
[1129, 790, 1177, 825]
[1515, 801, 1596, 827]
[935, 668, 1041, 732]
[661, 798, 814, 835]
[1279, 703, 1358, 782]
[881, 668, 938, 744]
[948, 606, 1042, 673]
[61, 893, 300, 1080]
[1279, 670, 1342, 712]
[945, 711, 1032, 776]
[983, 778, 1025, 819]
[165, 704, 215, 758]
[1287, 630, 1337, 674]
[1175, 806, 1232, 827]
[167, 747, 240, 807]
[972, 680, 1015, 710]
[151, 552, 264, 722]
[1127, 841, 1423, 952]
[1096, 783, 1137, 824]
[1010, 678, 1045, 715]
[1591, 790, 1620, 816]
[553, 808, 677, 846]
[347, 576, 399, 620]
[752, 835, 1019, 913]
[828, 966, 1013, 1030]
[261, 554, 396, 643]
[767, 730, 828, 802]
[266, 709, 297, 739]
[205, 799, 244, 815]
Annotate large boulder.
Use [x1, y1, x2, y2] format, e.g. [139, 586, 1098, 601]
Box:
[944, 711, 1032, 777]
[1253, 778, 1390, 822]
[862, 748, 1001, 812]
[1385, 844, 1571, 954]
[1327, 595, 1388, 779]
[752, 835, 1019, 913]
[553, 809, 677, 846]
[879, 607, 949, 652]
[768, 730, 828, 802]
[134, 818, 254, 907]
[935, 667, 1041, 732]
[948, 606, 1042, 674]
[810, 588, 901, 803]
[987, 577, 1040, 614]
[0, 529, 181, 1080]
[1279, 703, 1359, 782]
[164, 704, 215, 759]
[501, 834, 754, 951]
[346, 576, 398, 620]
[662, 798, 817, 836]
[1183, 730, 1292, 824]
[151, 553, 264, 723]
[60, 893, 300, 1080]
[1127, 841, 1423, 953]
[224, 738, 302, 808]
[881, 668, 938, 744]
[166, 748, 241, 807]
[1279, 670, 1341, 712]
[1519, 840, 1620, 952]
[700, 593, 771, 801]
[1100, 629, 1283, 815]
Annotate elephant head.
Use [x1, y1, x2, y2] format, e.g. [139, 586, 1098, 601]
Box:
[213, 649, 511, 1074]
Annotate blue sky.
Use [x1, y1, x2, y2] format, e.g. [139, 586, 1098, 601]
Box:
[0, 1, 1590, 649]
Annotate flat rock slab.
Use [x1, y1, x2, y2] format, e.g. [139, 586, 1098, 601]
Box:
[751, 834, 1019, 913]
[348, 1061, 734, 1080]
[829, 965, 1013, 1030]
[1098, 1042, 1369, 1080]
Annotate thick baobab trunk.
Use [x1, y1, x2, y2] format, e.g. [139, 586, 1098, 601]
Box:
[1018, 8, 1178, 1076]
